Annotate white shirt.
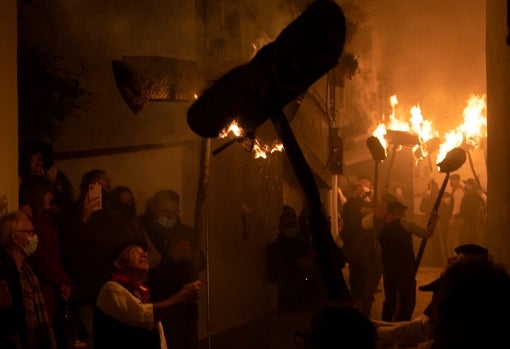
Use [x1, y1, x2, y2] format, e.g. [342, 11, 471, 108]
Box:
[96, 281, 167, 349]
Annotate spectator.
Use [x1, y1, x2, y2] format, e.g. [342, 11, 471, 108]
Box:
[18, 175, 72, 335]
[18, 139, 51, 180]
[18, 139, 74, 240]
[141, 189, 205, 349]
[374, 243, 490, 347]
[267, 205, 325, 314]
[430, 253, 510, 349]
[94, 239, 201, 349]
[110, 185, 144, 239]
[0, 211, 57, 349]
[61, 169, 136, 349]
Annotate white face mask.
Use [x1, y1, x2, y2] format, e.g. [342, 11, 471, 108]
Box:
[158, 217, 176, 229]
[19, 234, 39, 256]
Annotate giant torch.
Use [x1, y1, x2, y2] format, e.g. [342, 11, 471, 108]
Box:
[187, 0, 351, 301]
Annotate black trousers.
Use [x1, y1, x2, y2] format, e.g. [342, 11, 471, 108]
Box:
[381, 264, 416, 322]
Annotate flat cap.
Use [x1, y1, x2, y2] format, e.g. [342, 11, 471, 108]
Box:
[110, 239, 148, 264]
[454, 243, 488, 256]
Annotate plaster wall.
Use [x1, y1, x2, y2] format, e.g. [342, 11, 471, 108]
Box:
[0, 0, 18, 213]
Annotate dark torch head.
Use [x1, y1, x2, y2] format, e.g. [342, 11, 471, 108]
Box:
[187, 0, 347, 138]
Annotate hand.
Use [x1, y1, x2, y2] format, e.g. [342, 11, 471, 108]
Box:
[81, 194, 100, 222]
[180, 280, 201, 303]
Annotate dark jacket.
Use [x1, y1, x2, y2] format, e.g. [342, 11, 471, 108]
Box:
[62, 204, 135, 303]
[266, 233, 325, 313]
[93, 306, 160, 349]
[379, 218, 416, 267]
[0, 248, 23, 348]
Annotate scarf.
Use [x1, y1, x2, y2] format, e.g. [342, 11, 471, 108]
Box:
[19, 261, 56, 349]
[111, 274, 151, 303]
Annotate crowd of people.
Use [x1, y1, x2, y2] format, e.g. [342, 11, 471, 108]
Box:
[0, 139, 504, 349]
[332, 172, 499, 348]
[0, 140, 205, 349]
[420, 174, 487, 264]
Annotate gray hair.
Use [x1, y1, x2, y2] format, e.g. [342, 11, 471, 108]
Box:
[0, 211, 22, 246]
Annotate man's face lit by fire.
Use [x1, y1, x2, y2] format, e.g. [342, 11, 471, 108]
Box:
[115, 245, 149, 273]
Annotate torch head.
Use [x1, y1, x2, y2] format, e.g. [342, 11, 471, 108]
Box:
[187, 0, 347, 138]
[366, 136, 386, 162]
[437, 147, 467, 173]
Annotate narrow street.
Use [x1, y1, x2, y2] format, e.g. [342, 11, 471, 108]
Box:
[199, 266, 443, 349]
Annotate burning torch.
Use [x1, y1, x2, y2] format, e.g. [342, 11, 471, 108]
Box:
[415, 147, 467, 270]
[187, 0, 351, 302]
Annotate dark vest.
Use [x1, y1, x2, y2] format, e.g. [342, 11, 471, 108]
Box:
[93, 306, 160, 349]
[379, 218, 416, 267]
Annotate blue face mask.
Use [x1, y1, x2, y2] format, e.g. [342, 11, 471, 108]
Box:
[158, 217, 176, 229]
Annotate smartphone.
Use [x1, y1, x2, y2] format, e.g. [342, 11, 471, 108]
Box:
[88, 183, 102, 211]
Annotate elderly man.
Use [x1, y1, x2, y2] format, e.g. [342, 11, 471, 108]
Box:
[0, 210, 56, 349]
[93, 240, 201, 349]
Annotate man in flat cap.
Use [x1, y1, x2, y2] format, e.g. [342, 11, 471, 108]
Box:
[374, 243, 490, 347]
[378, 201, 438, 323]
[93, 240, 201, 349]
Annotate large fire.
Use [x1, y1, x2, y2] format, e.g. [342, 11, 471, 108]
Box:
[372, 94, 487, 168]
[436, 94, 487, 163]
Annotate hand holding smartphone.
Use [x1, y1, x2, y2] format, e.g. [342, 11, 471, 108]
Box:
[88, 183, 102, 211]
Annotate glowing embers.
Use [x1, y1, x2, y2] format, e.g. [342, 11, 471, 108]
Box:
[217, 120, 284, 159]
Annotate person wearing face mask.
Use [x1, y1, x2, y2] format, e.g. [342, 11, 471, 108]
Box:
[267, 205, 325, 314]
[0, 210, 57, 349]
[19, 175, 73, 349]
[140, 189, 205, 349]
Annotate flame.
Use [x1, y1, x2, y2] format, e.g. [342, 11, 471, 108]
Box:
[387, 95, 410, 132]
[219, 120, 245, 138]
[217, 120, 284, 159]
[372, 123, 387, 149]
[372, 95, 439, 162]
[436, 94, 487, 164]
[253, 140, 284, 159]
[460, 94, 487, 148]
[436, 129, 464, 164]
